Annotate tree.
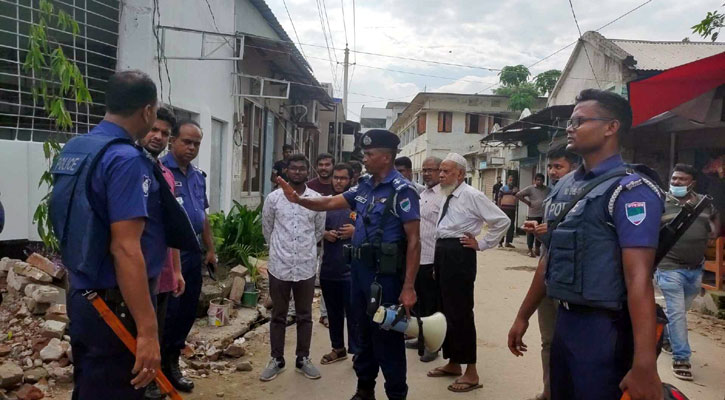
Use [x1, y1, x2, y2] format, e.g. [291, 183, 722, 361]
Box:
[494, 65, 561, 111]
[498, 65, 531, 88]
[534, 70, 562, 96]
[692, 4, 724, 41]
[23, 0, 93, 251]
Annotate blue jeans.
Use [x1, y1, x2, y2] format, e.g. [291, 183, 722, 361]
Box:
[655, 267, 703, 362]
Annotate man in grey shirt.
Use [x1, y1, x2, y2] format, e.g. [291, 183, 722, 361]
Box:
[516, 173, 550, 257]
[656, 164, 719, 382]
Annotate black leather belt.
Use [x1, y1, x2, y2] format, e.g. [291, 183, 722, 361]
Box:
[557, 300, 624, 316]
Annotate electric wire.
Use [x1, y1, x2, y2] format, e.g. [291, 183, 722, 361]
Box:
[281, 0, 307, 60]
[567, 0, 601, 88]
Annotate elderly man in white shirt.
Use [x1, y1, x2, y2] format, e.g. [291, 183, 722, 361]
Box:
[406, 156, 444, 362]
[426, 153, 510, 393]
[261, 154, 326, 382]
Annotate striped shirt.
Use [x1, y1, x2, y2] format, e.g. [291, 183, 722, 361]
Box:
[420, 184, 444, 265]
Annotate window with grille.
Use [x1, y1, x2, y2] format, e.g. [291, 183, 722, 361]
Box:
[0, 0, 119, 142]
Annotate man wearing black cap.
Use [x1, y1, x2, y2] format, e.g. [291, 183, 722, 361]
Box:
[277, 129, 421, 400]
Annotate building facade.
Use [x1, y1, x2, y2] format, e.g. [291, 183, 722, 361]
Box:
[0, 0, 332, 243]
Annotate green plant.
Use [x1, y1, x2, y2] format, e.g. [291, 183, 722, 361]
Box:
[692, 5, 724, 42]
[24, 0, 92, 251]
[494, 65, 561, 111]
[209, 201, 268, 282]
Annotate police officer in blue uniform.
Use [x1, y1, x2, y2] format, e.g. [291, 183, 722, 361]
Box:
[49, 70, 165, 399]
[276, 129, 421, 400]
[507, 89, 664, 400]
[160, 119, 216, 392]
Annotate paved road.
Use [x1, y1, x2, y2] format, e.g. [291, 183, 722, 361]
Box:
[187, 237, 725, 399]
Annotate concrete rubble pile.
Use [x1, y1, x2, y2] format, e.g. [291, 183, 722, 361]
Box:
[0, 255, 71, 400]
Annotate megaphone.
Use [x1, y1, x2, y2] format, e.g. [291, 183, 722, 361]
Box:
[372, 305, 447, 352]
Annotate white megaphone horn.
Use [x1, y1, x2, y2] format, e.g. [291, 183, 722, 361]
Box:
[372, 306, 447, 352]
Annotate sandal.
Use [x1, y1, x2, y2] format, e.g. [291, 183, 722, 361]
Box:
[319, 316, 330, 328]
[427, 367, 462, 378]
[672, 360, 693, 381]
[448, 379, 483, 393]
[321, 348, 348, 365]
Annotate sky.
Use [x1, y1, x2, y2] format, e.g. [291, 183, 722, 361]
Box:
[265, 0, 723, 121]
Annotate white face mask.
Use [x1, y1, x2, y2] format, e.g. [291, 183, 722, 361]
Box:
[669, 184, 690, 198]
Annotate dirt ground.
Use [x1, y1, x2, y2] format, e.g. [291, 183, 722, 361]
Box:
[177, 237, 725, 400]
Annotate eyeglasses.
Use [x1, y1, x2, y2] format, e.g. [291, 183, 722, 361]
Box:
[565, 117, 614, 129]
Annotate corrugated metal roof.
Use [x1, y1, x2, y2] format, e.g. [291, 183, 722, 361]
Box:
[610, 39, 725, 71]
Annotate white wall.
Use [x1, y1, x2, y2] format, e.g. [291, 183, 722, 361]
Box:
[0, 142, 48, 242]
[118, 0, 237, 212]
[549, 42, 631, 106]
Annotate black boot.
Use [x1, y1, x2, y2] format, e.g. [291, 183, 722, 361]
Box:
[144, 382, 165, 399]
[349, 389, 375, 400]
[163, 351, 194, 392]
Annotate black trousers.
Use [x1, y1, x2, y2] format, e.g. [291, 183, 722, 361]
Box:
[414, 264, 438, 318]
[320, 278, 359, 353]
[434, 238, 477, 364]
[499, 206, 516, 245]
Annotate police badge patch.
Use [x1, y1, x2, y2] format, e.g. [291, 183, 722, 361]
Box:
[142, 175, 151, 197]
[363, 135, 372, 146]
[399, 197, 411, 212]
[625, 202, 646, 226]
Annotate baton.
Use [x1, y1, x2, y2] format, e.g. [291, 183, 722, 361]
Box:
[83, 291, 183, 400]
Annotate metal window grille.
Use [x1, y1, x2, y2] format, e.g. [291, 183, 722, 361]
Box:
[0, 0, 119, 142]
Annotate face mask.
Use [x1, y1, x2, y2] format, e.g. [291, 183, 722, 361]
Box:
[669, 185, 689, 198]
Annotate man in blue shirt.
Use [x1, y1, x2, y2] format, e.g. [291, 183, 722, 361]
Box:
[319, 163, 358, 365]
[277, 129, 421, 400]
[50, 70, 164, 399]
[160, 120, 216, 392]
[508, 89, 664, 400]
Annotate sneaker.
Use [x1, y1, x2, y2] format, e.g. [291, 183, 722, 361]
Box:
[405, 339, 419, 349]
[260, 357, 286, 382]
[296, 356, 321, 379]
[420, 350, 439, 363]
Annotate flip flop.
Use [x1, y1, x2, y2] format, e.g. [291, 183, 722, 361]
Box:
[427, 367, 462, 378]
[448, 380, 483, 393]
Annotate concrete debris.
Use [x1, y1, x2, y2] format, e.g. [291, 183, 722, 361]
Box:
[228, 276, 246, 305]
[23, 299, 50, 316]
[228, 265, 249, 279]
[223, 342, 246, 358]
[23, 285, 61, 304]
[47, 366, 72, 383]
[25, 253, 65, 280]
[235, 361, 253, 372]
[0, 257, 13, 274]
[7, 268, 32, 294]
[44, 304, 68, 324]
[12, 263, 52, 284]
[40, 321, 66, 340]
[22, 367, 48, 384]
[0, 362, 23, 388]
[15, 383, 44, 400]
[39, 339, 64, 362]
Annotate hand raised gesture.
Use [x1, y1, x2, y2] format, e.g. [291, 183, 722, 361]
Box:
[276, 177, 300, 203]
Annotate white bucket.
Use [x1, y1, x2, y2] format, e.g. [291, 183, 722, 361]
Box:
[207, 298, 231, 327]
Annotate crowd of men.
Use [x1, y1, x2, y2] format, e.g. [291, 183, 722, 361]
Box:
[46, 69, 721, 400]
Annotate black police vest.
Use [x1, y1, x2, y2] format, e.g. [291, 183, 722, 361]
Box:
[544, 168, 629, 310]
[50, 134, 135, 285]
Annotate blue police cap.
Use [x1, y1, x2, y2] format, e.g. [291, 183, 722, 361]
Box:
[361, 129, 400, 150]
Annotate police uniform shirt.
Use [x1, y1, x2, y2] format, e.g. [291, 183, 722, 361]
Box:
[342, 169, 420, 247]
[161, 153, 209, 235]
[87, 121, 167, 288]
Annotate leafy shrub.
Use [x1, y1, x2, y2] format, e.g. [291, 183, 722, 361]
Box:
[209, 201, 267, 282]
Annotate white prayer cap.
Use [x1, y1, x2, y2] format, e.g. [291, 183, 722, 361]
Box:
[443, 152, 467, 169]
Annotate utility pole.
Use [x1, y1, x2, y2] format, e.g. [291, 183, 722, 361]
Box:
[342, 44, 350, 120]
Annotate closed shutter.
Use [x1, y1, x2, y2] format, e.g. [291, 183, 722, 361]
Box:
[438, 112, 444, 132]
[465, 114, 471, 133]
[417, 113, 426, 134]
[444, 112, 452, 132]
